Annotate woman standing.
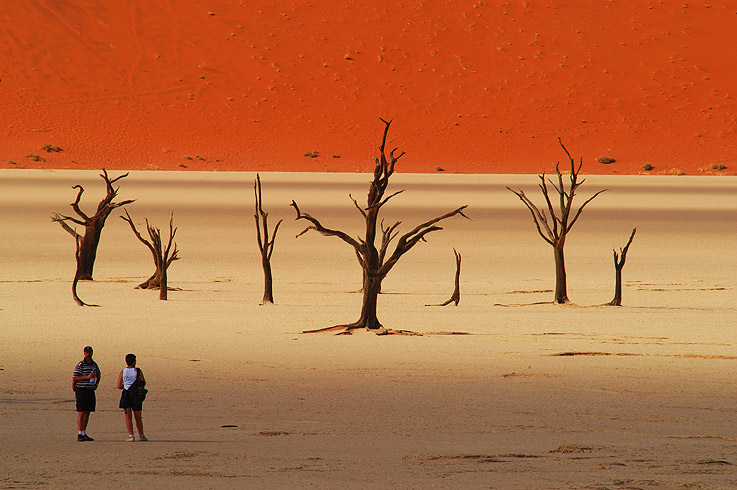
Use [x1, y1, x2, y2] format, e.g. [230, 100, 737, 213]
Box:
[117, 353, 147, 442]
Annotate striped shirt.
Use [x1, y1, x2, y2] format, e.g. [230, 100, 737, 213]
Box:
[73, 359, 101, 389]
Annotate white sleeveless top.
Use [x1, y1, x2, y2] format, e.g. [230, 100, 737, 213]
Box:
[122, 367, 138, 390]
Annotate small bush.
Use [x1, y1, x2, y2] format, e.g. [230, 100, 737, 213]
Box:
[41, 144, 63, 153]
[26, 153, 46, 162]
[303, 151, 319, 158]
[595, 156, 616, 164]
[642, 163, 653, 171]
[711, 163, 727, 171]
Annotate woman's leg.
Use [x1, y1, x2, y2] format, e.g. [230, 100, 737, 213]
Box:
[123, 408, 134, 436]
[133, 410, 144, 437]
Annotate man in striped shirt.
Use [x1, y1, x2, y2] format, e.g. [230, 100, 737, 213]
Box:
[72, 346, 101, 442]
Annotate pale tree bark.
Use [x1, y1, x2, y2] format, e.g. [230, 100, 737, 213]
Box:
[607, 228, 636, 306]
[291, 119, 470, 334]
[121, 211, 179, 300]
[52, 169, 134, 281]
[507, 138, 606, 304]
[255, 174, 283, 304]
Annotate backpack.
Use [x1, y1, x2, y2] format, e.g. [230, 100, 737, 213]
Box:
[128, 368, 148, 403]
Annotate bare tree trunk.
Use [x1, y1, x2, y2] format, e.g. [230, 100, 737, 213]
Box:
[76, 225, 103, 280]
[261, 255, 275, 304]
[72, 237, 86, 306]
[553, 242, 569, 304]
[607, 228, 636, 306]
[357, 273, 384, 330]
[159, 264, 168, 300]
[72, 236, 97, 307]
[429, 248, 462, 306]
[610, 266, 623, 306]
[255, 174, 282, 304]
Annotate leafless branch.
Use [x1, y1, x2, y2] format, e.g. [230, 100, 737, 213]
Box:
[349, 193, 367, 218]
[568, 189, 608, 230]
[507, 187, 555, 244]
[614, 228, 637, 266]
[381, 206, 469, 274]
[291, 200, 361, 249]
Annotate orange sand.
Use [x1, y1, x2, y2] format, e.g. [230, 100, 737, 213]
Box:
[2, 1, 736, 175]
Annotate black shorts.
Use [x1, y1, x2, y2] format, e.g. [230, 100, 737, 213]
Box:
[119, 389, 143, 411]
[75, 388, 96, 412]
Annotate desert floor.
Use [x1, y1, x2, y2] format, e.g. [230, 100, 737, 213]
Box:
[1, 170, 736, 489]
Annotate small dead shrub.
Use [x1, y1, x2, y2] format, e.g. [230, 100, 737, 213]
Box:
[26, 153, 46, 162]
[41, 144, 63, 153]
[642, 163, 653, 171]
[595, 156, 616, 164]
[711, 163, 727, 171]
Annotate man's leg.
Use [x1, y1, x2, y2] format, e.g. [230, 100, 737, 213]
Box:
[77, 411, 90, 441]
[78, 411, 90, 431]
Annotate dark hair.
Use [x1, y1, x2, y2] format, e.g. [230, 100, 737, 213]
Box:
[125, 354, 136, 366]
[84, 346, 93, 354]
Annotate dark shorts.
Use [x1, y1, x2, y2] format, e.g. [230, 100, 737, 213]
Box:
[119, 389, 143, 411]
[75, 388, 96, 412]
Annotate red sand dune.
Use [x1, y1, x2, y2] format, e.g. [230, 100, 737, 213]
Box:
[2, 1, 735, 175]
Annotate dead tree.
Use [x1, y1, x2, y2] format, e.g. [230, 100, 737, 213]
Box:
[507, 138, 607, 304]
[428, 248, 462, 306]
[607, 228, 636, 306]
[254, 174, 283, 304]
[120, 211, 179, 300]
[52, 169, 134, 280]
[291, 119, 469, 334]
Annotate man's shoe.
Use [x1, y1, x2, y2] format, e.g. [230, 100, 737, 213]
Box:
[126, 435, 135, 442]
[138, 434, 148, 442]
[77, 434, 85, 442]
[82, 434, 94, 441]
